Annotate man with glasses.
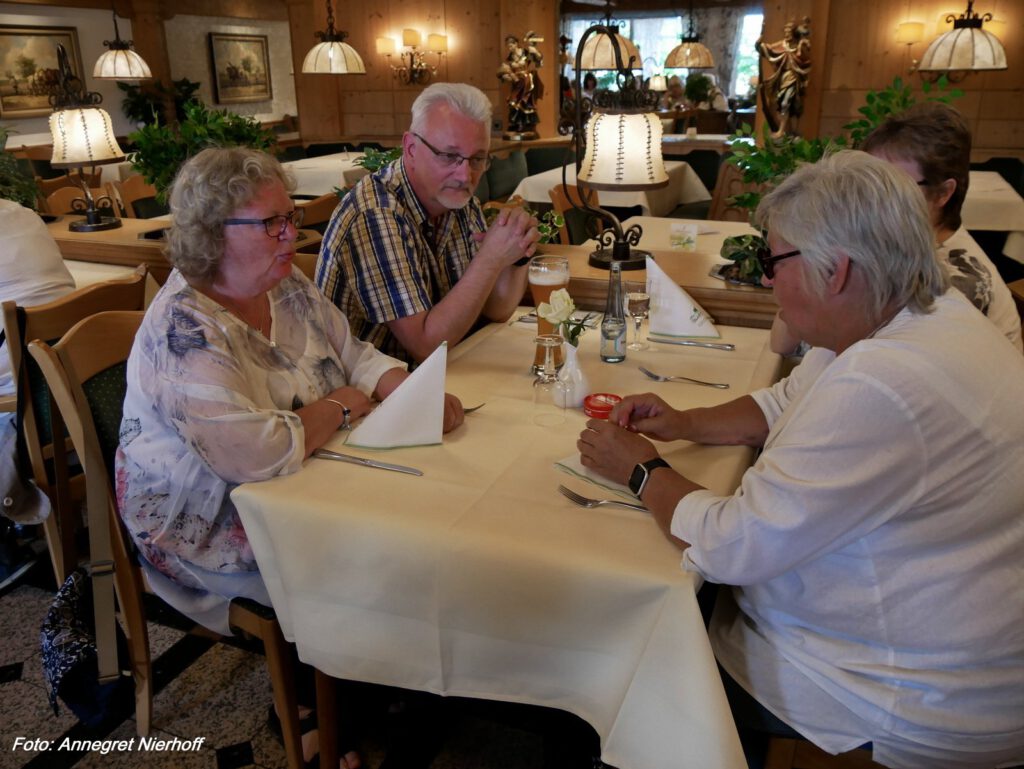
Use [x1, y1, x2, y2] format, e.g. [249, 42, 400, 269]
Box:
[577, 151, 1024, 769]
[317, 82, 540, 364]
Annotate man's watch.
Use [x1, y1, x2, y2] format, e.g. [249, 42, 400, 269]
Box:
[513, 255, 531, 267]
[628, 457, 670, 497]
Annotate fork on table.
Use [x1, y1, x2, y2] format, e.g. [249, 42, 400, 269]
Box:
[638, 366, 730, 389]
[557, 484, 649, 512]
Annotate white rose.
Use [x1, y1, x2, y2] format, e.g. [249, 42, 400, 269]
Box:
[537, 288, 575, 325]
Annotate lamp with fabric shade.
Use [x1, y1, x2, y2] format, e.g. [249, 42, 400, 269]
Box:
[918, 0, 1007, 75]
[93, 5, 152, 81]
[562, 26, 667, 270]
[896, 22, 924, 45]
[427, 34, 448, 53]
[665, 0, 715, 70]
[380, 28, 446, 85]
[301, 0, 366, 74]
[48, 44, 125, 232]
[649, 74, 667, 92]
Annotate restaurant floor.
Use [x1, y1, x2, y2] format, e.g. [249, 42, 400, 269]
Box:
[0, 557, 593, 769]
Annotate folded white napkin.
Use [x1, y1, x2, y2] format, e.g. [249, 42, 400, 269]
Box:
[346, 343, 447, 449]
[554, 454, 637, 502]
[645, 256, 720, 339]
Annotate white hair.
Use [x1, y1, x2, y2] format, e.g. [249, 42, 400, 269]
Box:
[409, 83, 492, 134]
[755, 150, 948, 318]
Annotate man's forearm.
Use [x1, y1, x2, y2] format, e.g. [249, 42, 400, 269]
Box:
[482, 263, 529, 321]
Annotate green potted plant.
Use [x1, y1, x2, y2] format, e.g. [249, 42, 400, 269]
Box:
[118, 78, 201, 127]
[0, 127, 40, 210]
[127, 100, 276, 203]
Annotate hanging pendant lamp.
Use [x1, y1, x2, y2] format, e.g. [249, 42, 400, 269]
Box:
[302, 0, 366, 74]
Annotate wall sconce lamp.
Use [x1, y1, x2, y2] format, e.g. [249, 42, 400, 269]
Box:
[48, 44, 124, 232]
[915, 1, 1007, 81]
[563, 25, 668, 271]
[376, 29, 447, 85]
[896, 21, 924, 74]
[664, 0, 715, 70]
[92, 1, 152, 80]
[302, 0, 366, 74]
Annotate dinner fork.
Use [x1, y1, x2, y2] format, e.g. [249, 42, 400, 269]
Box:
[638, 366, 730, 389]
[557, 484, 649, 512]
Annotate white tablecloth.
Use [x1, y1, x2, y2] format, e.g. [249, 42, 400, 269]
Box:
[963, 171, 1024, 264]
[233, 319, 782, 769]
[586, 216, 758, 253]
[511, 161, 711, 217]
[282, 152, 367, 196]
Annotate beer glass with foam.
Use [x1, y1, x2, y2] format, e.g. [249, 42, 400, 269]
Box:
[528, 256, 570, 371]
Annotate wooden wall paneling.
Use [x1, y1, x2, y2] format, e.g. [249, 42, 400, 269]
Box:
[129, 0, 173, 89]
[759, 0, 824, 139]
[287, 0, 344, 141]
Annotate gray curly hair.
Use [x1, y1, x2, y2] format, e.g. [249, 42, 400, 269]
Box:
[166, 147, 295, 283]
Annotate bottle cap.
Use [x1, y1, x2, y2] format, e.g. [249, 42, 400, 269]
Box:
[583, 392, 622, 419]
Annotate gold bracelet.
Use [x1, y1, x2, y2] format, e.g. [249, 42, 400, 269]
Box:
[324, 398, 351, 430]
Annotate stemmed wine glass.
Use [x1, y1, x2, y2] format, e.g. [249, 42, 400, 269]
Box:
[626, 292, 651, 351]
[533, 334, 567, 426]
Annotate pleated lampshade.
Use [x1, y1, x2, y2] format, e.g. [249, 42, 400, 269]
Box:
[918, 26, 1007, 71]
[93, 47, 152, 80]
[578, 112, 669, 191]
[302, 40, 366, 73]
[577, 32, 641, 70]
[664, 39, 715, 69]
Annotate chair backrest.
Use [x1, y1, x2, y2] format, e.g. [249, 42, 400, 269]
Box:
[1009, 278, 1024, 325]
[548, 184, 602, 245]
[694, 109, 731, 134]
[708, 161, 762, 223]
[36, 173, 100, 199]
[114, 174, 162, 218]
[294, 192, 339, 235]
[525, 146, 572, 176]
[1, 266, 147, 583]
[28, 311, 150, 707]
[486, 150, 529, 201]
[45, 184, 117, 217]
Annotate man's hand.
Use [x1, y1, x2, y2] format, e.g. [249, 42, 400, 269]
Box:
[474, 206, 540, 268]
[577, 418, 661, 486]
[610, 393, 684, 442]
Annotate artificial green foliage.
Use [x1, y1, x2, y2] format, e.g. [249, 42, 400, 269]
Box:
[0, 127, 39, 210]
[127, 101, 276, 202]
[844, 75, 963, 147]
[355, 146, 401, 172]
[117, 78, 201, 126]
[720, 233, 766, 284]
[684, 73, 712, 106]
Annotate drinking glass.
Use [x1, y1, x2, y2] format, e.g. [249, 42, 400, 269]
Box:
[533, 334, 567, 426]
[626, 291, 650, 351]
[528, 256, 570, 372]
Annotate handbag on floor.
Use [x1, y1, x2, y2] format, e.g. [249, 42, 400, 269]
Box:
[40, 565, 132, 728]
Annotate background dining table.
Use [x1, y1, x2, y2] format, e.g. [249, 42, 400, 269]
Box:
[963, 170, 1024, 264]
[511, 161, 711, 217]
[232, 315, 783, 769]
[281, 152, 368, 196]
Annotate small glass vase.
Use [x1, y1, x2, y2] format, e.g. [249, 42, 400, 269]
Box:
[554, 339, 588, 409]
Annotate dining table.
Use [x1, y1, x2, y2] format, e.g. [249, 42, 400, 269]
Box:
[963, 170, 1024, 264]
[281, 152, 368, 196]
[232, 315, 783, 769]
[511, 160, 711, 217]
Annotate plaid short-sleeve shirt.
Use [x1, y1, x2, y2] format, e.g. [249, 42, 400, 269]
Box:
[316, 158, 486, 363]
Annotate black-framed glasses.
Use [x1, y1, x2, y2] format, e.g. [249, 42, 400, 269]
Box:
[757, 246, 801, 280]
[413, 133, 491, 172]
[224, 208, 304, 238]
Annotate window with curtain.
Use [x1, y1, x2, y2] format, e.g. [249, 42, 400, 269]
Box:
[562, 7, 762, 97]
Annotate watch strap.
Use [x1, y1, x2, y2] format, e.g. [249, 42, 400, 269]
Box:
[629, 457, 670, 497]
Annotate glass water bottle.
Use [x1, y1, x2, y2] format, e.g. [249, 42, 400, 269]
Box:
[600, 262, 627, 363]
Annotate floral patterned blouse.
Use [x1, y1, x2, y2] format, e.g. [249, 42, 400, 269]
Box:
[115, 268, 403, 633]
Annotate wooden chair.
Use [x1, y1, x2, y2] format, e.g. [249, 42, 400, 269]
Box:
[35, 170, 103, 197]
[548, 183, 603, 245]
[294, 192, 340, 234]
[1, 266, 147, 587]
[708, 161, 764, 223]
[45, 183, 117, 217]
[29, 311, 306, 768]
[1009, 278, 1024, 323]
[112, 174, 161, 218]
[765, 737, 886, 769]
[292, 251, 319, 282]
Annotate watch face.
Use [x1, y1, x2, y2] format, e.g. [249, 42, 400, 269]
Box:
[628, 464, 646, 496]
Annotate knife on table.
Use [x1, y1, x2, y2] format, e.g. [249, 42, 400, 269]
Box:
[648, 336, 736, 351]
[313, 448, 423, 476]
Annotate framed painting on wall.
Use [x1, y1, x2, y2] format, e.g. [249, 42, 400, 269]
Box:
[0, 25, 84, 118]
[209, 33, 272, 104]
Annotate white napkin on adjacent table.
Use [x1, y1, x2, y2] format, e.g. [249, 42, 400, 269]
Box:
[346, 343, 447, 449]
[646, 256, 720, 339]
